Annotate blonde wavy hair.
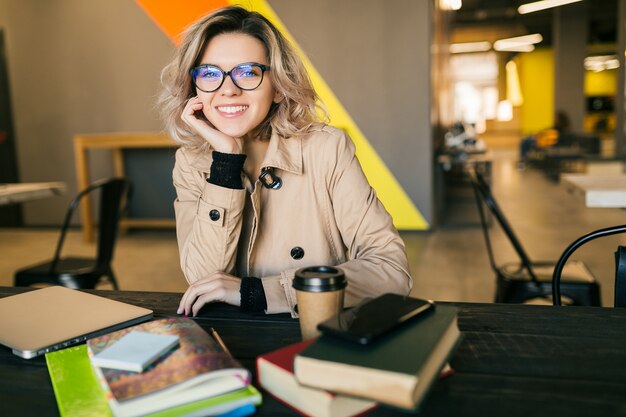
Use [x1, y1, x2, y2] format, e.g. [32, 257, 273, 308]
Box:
[159, 6, 327, 148]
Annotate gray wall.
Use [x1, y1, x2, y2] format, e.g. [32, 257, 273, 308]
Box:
[271, 0, 433, 225]
[0, 0, 174, 225]
[0, 0, 433, 228]
[554, 2, 587, 133]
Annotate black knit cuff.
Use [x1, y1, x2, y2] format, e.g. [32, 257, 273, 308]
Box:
[240, 276, 267, 313]
[208, 151, 247, 189]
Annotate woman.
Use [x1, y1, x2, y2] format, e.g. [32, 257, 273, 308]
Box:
[159, 6, 411, 317]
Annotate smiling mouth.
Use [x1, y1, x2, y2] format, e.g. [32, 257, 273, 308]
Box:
[216, 105, 248, 114]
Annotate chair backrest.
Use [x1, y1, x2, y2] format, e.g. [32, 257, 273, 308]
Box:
[95, 178, 130, 269]
[552, 224, 626, 306]
[468, 168, 539, 283]
[51, 177, 130, 272]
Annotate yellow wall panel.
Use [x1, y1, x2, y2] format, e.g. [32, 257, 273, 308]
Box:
[585, 69, 617, 96]
[519, 48, 554, 135]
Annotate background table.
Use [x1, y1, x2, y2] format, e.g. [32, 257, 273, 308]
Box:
[2, 287, 626, 416]
[435, 151, 493, 227]
[0, 182, 66, 206]
[562, 173, 626, 207]
[73, 132, 176, 242]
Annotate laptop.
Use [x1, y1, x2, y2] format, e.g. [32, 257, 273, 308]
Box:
[0, 286, 153, 359]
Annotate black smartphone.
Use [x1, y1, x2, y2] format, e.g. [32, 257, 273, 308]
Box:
[317, 293, 434, 345]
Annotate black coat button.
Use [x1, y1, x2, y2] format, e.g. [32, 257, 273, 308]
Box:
[209, 209, 220, 221]
[290, 246, 304, 260]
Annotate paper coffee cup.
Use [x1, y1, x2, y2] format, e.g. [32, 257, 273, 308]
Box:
[293, 266, 347, 340]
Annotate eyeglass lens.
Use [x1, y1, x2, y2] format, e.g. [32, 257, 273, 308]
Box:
[193, 64, 266, 92]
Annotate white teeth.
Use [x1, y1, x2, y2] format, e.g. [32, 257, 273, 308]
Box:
[217, 105, 248, 113]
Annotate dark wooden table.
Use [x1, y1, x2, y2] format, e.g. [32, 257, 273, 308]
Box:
[2, 287, 626, 417]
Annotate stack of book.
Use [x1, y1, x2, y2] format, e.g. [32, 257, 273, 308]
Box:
[46, 317, 261, 417]
[257, 301, 461, 415]
[257, 339, 377, 417]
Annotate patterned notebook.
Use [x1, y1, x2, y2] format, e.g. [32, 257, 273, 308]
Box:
[86, 317, 254, 417]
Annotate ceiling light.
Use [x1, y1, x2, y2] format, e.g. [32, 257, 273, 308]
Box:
[440, 0, 462, 11]
[495, 44, 535, 52]
[449, 41, 492, 54]
[606, 60, 620, 70]
[584, 55, 620, 72]
[518, 0, 583, 15]
[494, 34, 543, 52]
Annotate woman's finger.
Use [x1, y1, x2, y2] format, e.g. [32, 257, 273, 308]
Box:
[177, 273, 224, 315]
[177, 272, 242, 315]
[191, 292, 216, 317]
[180, 97, 242, 153]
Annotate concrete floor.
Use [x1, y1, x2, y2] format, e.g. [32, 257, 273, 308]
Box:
[2, 149, 625, 306]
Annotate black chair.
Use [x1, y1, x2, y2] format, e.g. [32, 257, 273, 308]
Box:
[14, 177, 130, 290]
[468, 169, 600, 306]
[552, 225, 626, 307]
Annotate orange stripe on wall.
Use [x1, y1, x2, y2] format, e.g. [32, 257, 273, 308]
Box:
[135, 0, 228, 45]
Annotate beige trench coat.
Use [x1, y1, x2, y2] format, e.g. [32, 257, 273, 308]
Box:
[173, 124, 412, 317]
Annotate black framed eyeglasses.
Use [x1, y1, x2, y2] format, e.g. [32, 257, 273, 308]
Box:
[190, 62, 270, 93]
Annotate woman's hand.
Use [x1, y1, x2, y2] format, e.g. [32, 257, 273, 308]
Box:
[181, 96, 243, 154]
[177, 272, 241, 316]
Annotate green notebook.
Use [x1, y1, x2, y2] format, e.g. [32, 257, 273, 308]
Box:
[294, 304, 461, 411]
[46, 344, 262, 417]
[46, 345, 112, 417]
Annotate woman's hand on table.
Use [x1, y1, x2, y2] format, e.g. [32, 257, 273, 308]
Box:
[181, 96, 243, 154]
[177, 272, 241, 316]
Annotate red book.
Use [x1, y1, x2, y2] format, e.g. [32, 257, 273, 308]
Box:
[256, 339, 377, 417]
